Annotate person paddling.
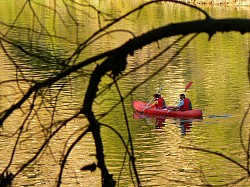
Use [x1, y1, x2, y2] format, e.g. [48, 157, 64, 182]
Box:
[148, 93, 166, 109]
[174, 94, 192, 111]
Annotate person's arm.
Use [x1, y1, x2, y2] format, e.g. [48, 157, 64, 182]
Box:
[177, 100, 184, 107]
[173, 100, 184, 110]
[148, 101, 157, 108]
[163, 99, 166, 108]
[189, 101, 192, 110]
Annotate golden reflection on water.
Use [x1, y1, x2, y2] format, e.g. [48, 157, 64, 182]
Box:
[0, 1, 249, 187]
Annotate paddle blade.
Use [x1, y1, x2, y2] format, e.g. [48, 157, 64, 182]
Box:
[185, 82, 193, 92]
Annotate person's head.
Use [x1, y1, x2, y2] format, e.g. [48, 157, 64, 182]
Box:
[154, 93, 161, 100]
[180, 94, 185, 100]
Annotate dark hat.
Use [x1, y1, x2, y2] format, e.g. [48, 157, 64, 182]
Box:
[154, 93, 161, 98]
[180, 94, 185, 98]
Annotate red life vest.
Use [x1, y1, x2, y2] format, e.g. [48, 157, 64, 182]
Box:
[155, 97, 166, 108]
[180, 98, 191, 111]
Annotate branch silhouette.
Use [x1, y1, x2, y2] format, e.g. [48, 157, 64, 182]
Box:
[0, 1, 249, 186]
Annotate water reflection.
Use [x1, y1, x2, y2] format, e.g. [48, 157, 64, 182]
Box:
[133, 111, 202, 136]
[180, 119, 194, 136]
[0, 1, 249, 186]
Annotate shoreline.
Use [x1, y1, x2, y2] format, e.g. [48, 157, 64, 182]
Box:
[180, 0, 250, 6]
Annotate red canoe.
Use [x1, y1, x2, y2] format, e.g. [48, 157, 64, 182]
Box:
[132, 100, 202, 118]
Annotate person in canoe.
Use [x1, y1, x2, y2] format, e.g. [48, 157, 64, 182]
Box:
[148, 93, 166, 109]
[174, 94, 192, 111]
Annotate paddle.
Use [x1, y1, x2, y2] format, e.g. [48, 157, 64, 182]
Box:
[184, 81, 193, 92]
[173, 82, 193, 106]
[143, 85, 163, 111]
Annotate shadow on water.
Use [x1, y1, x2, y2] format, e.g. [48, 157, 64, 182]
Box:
[6, 41, 69, 81]
[133, 110, 203, 136]
[207, 114, 233, 118]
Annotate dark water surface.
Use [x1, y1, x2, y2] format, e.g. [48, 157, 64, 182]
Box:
[0, 1, 249, 186]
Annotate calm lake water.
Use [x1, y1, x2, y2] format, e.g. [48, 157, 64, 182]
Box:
[0, 1, 249, 187]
